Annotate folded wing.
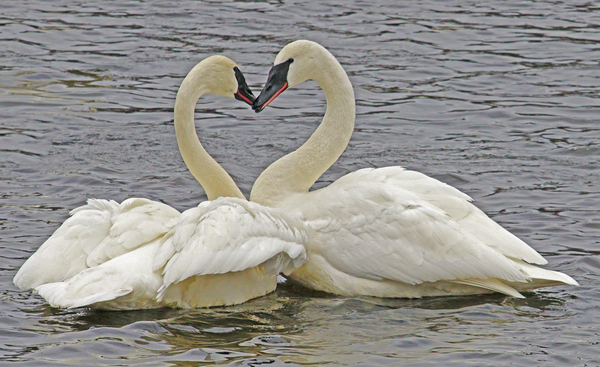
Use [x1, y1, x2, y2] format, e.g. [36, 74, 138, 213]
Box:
[154, 197, 308, 299]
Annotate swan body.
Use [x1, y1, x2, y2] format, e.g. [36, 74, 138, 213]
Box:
[33, 197, 307, 310]
[14, 56, 308, 309]
[250, 40, 578, 298]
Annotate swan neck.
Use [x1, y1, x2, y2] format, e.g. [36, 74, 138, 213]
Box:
[174, 71, 245, 200]
[251, 58, 355, 207]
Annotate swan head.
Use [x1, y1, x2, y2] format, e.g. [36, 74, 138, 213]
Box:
[253, 40, 338, 112]
[184, 55, 255, 105]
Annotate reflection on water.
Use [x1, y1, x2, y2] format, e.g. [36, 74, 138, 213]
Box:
[1, 0, 599, 366]
[4, 281, 580, 365]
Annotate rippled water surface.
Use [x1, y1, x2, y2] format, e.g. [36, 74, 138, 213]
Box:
[2, 1, 599, 365]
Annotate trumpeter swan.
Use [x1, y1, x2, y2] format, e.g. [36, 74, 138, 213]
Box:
[250, 40, 577, 298]
[13, 56, 307, 310]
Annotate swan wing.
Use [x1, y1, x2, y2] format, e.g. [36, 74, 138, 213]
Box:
[292, 181, 531, 287]
[14, 199, 118, 289]
[13, 198, 179, 290]
[154, 197, 308, 291]
[35, 281, 132, 309]
[334, 167, 547, 265]
[86, 198, 180, 266]
[35, 241, 164, 310]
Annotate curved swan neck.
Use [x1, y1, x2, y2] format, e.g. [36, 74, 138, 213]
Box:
[174, 65, 245, 201]
[251, 50, 355, 207]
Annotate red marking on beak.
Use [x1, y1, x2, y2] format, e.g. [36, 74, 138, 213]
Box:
[260, 82, 288, 110]
[236, 90, 253, 105]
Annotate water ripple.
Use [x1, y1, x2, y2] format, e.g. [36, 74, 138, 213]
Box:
[1, 0, 599, 366]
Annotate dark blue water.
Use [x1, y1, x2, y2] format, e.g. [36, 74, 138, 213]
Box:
[1, 1, 599, 365]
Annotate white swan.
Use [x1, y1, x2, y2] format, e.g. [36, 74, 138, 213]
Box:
[13, 56, 308, 310]
[249, 40, 578, 298]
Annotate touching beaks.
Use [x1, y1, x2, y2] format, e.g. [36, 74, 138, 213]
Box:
[253, 82, 288, 113]
[233, 67, 256, 106]
[252, 58, 294, 113]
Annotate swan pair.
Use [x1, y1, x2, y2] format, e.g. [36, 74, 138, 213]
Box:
[14, 41, 577, 310]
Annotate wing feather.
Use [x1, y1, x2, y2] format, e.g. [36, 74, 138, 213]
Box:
[289, 179, 531, 288]
[154, 197, 308, 293]
[34, 242, 164, 309]
[87, 198, 180, 266]
[14, 199, 118, 289]
[334, 167, 546, 265]
[14, 198, 179, 290]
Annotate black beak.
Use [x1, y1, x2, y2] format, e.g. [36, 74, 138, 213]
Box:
[233, 67, 256, 106]
[252, 58, 293, 113]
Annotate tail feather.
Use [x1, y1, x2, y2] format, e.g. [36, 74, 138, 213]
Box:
[451, 259, 578, 298]
[35, 282, 132, 309]
[451, 278, 525, 298]
[513, 259, 579, 288]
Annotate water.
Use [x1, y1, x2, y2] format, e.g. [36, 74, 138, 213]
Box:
[1, 0, 599, 365]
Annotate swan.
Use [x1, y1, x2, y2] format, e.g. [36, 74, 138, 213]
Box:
[13, 56, 308, 310]
[249, 40, 578, 298]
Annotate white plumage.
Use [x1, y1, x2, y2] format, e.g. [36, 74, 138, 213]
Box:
[27, 198, 307, 310]
[15, 198, 177, 309]
[250, 40, 578, 298]
[156, 199, 307, 283]
[13, 56, 308, 310]
[277, 167, 574, 298]
[14, 198, 178, 291]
